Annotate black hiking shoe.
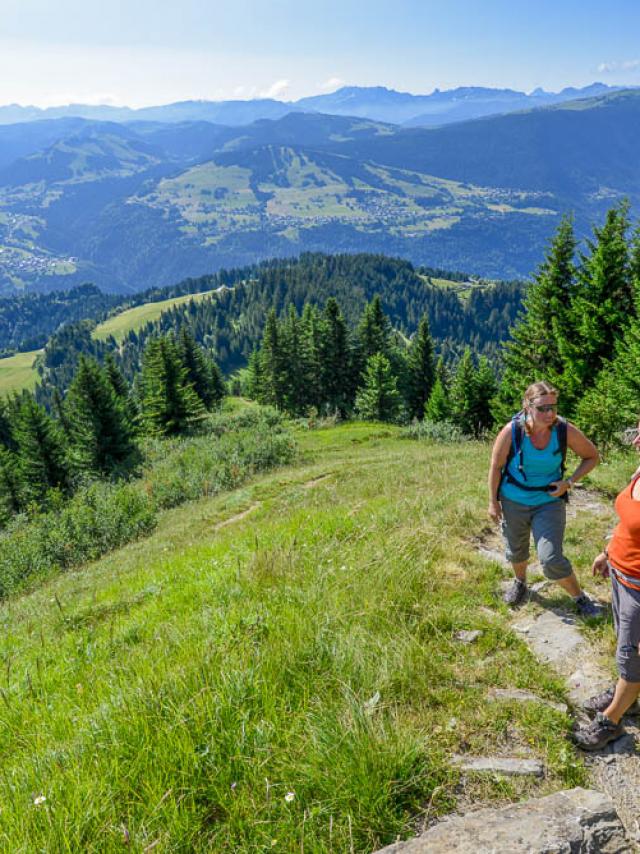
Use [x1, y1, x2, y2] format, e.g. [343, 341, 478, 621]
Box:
[583, 685, 640, 717]
[574, 593, 605, 619]
[572, 712, 625, 751]
[503, 578, 528, 607]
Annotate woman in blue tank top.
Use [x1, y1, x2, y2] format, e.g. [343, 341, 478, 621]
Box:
[488, 381, 601, 615]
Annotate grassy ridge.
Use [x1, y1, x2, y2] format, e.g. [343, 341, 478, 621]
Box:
[0, 421, 612, 851]
[0, 348, 41, 394]
[93, 288, 222, 343]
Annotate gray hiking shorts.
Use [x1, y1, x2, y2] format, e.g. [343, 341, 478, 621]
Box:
[610, 568, 640, 682]
[500, 497, 572, 580]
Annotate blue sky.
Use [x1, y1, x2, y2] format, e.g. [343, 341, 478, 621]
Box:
[3, 0, 640, 107]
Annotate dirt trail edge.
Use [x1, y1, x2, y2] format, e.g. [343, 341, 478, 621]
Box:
[377, 487, 640, 854]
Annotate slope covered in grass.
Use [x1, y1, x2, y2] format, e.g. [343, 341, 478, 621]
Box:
[0, 347, 40, 393]
[0, 421, 608, 851]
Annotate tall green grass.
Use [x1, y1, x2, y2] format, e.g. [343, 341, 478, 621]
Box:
[0, 424, 590, 851]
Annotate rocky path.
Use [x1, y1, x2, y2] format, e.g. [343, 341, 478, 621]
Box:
[378, 487, 640, 853]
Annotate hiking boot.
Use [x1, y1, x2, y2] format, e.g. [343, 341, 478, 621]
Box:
[583, 685, 640, 717]
[574, 593, 605, 619]
[572, 712, 625, 751]
[503, 578, 528, 607]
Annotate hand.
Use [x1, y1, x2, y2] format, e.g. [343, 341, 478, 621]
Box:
[592, 552, 609, 578]
[488, 500, 502, 523]
[547, 479, 570, 497]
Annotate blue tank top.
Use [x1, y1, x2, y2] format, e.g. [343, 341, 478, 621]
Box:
[500, 427, 562, 507]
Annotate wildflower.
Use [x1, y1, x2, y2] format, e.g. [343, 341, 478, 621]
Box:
[231, 782, 237, 790]
[33, 795, 46, 806]
[284, 791, 295, 802]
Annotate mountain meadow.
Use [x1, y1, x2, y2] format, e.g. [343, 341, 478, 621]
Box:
[0, 194, 639, 848]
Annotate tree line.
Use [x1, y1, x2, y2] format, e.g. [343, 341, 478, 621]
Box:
[495, 202, 640, 447]
[0, 329, 224, 525]
[245, 296, 496, 433]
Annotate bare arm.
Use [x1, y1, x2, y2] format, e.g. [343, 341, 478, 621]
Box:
[487, 424, 511, 521]
[548, 422, 599, 497]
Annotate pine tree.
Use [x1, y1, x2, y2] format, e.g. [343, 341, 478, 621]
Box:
[356, 296, 392, 367]
[280, 304, 305, 414]
[177, 327, 216, 409]
[0, 446, 21, 520]
[140, 336, 205, 436]
[12, 395, 68, 505]
[406, 314, 435, 420]
[64, 356, 137, 476]
[424, 377, 451, 422]
[319, 298, 352, 416]
[560, 203, 634, 409]
[260, 309, 288, 409]
[449, 348, 478, 433]
[245, 349, 264, 401]
[498, 215, 576, 415]
[299, 303, 323, 412]
[209, 359, 226, 408]
[469, 356, 498, 436]
[355, 352, 401, 423]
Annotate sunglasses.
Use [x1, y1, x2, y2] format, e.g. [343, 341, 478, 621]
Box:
[533, 404, 558, 414]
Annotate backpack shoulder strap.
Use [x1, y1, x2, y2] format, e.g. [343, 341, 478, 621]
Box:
[555, 416, 568, 474]
[505, 411, 527, 480]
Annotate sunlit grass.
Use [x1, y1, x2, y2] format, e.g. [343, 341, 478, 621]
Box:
[0, 422, 591, 851]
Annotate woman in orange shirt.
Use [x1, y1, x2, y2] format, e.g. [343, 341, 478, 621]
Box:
[574, 422, 640, 750]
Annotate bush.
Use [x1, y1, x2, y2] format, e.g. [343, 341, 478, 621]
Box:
[0, 409, 296, 597]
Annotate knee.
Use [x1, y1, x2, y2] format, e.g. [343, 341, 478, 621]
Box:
[541, 556, 572, 581]
[617, 644, 640, 682]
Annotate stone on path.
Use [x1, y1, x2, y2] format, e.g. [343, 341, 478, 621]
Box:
[517, 609, 611, 707]
[376, 788, 632, 853]
[488, 686, 568, 714]
[451, 755, 544, 777]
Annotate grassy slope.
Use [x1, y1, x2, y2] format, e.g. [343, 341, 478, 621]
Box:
[93, 289, 221, 343]
[0, 421, 615, 852]
[0, 348, 41, 394]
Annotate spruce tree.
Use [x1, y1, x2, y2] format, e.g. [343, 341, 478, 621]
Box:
[355, 352, 401, 423]
[449, 348, 478, 433]
[140, 336, 205, 436]
[280, 305, 305, 414]
[209, 359, 226, 408]
[245, 349, 264, 401]
[12, 395, 68, 505]
[0, 446, 21, 520]
[177, 327, 216, 409]
[64, 356, 137, 477]
[319, 298, 352, 416]
[299, 303, 323, 412]
[406, 314, 435, 420]
[425, 377, 451, 422]
[356, 296, 392, 367]
[498, 215, 576, 416]
[560, 203, 634, 409]
[260, 309, 288, 409]
[469, 356, 498, 436]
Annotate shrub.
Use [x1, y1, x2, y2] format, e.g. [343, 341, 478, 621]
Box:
[402, 418, 467, 443]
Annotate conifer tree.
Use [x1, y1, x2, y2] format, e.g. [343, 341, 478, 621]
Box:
[355, 352, 401, 423]
[245, 349, 264, 401]
[260, 309, 288, 409]
[299, 303, 323, 411]
[498, 215, 576, 415]
[560, 203, 634, 408]
[0, 446, 20, 520]
[104, 352, 130, 400]
[470, 356, 498, 436]
[356, 296, 392, 366]
[64, 356, 137, 476]
[140, 336, 205, 436]
[319, 298, 352, 416]
[406, 314, 435, 420]
[425, 376, 451, 422]
[12, 395, 68, 505]
[209, 359, 226, 408]
[177, 327, 216, 409]
[0, 398, 15, 449]
[280, 304, 305, 414]
[449, 348, 478, 433]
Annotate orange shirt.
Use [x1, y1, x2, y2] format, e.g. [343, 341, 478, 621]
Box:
[609, 475, 640, 583]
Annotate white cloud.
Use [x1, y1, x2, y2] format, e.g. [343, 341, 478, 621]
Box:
[597, 59, 640, 74]
[318, 76, 345, 92]
[260, 78, 290, 99]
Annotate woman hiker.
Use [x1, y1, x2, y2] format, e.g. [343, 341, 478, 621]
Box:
[488, 381, 601, 617]
[573, 420, 640, 750]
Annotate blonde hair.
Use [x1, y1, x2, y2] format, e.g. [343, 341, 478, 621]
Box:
[522, 381, 559, 433]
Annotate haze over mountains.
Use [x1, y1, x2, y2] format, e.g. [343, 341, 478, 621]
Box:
[0, 82, 626, 128]
[0, 84, 638, 294]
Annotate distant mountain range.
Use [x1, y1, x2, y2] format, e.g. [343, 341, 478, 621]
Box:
[0, 82, 629, 128]
[0, 87, 638, 294]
